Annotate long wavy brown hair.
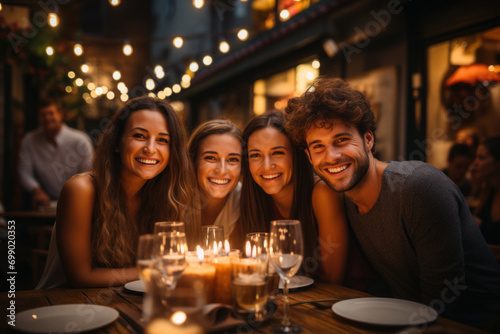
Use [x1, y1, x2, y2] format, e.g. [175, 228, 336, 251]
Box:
[92, 96, 199, 267]
[240, 111, 319, 276]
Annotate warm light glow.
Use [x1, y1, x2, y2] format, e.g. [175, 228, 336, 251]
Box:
[157, 91, 166, 99]
[252, 245, 257, 258]
[489, 65, 495, 72]
[182, 74, 191, 83]
[65, 86, 72, 93]
[225, 240, 230, 254]
[0, 4, 3, 12]
[95, 87, 103, 96]
[74, 43, 83, 56]
[148, 92, 156, 98]
[172, 84, 181, 93]
[81, 64, 89, 73]
[171, 311, 187, 325]
[154, 65, 165, 79]
[306, 71, 315, 80]
[68, 71, 75, 79]
[280, 10, 290, 20]
[146, 78, 155, 90]
[45, 46, 54, 56]
[90, 90, 97, 98]
[203, 55, 213, 66]
[312, 60, 320, 69]
[219, 41, 229, 53]
[173, 37, 183, 48]
[109, 0, 121, 6]
[120, 93, 128, 102]
[113, 70, 121, 80]
[117, 82, 126, 91]
[106, 91, 115, 100]
[245, 241, 251, 257]
[237, 29, 248, 41]
[164, 87, 172, 96]
[197, 246, 204, 262]
[101, 86, 108, 94]
[189, 62, 199, 72]
[75, 78, 83, 86]
[123, 41, 133, 56]
[83, 93, 90, 100]
[181, 81, 190, 89]
[87, 82, 96, 90]
[193, 0, 204, 9]
[48, 13, 59, 27]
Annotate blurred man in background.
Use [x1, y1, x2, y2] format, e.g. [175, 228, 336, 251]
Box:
[18, 97, 94, 209]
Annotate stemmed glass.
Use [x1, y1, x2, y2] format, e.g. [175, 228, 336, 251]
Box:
[137, 234, 162, 322]
[154, 221, 185, 234]
[201, 225, 224, 256]
[269, 220, 304, 333]
[154, 232, 188, 290]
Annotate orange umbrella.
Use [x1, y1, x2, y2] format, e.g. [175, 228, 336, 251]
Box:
[445, 63, 500, 86]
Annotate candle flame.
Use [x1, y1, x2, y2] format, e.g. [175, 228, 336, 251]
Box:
[252, 245, 257, 258]
[197, 246, 204, 263]
[171, 311, 187, 325]
[218, 241, 223, 254]
[213, 241, 218, 254]
[224, 240, 230, 255]
[245, 241, 251, 258]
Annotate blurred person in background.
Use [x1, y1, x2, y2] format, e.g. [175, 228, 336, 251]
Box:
[470, 136, 500, 245]
[18, 97, 94, 210]
[442, 143, 474, 197]
[188, 119, 244, 248]
[36, 97, 198, 288]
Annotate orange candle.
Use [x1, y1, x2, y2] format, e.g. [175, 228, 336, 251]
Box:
[212, 250, 240, 305]
[177, 263, 215, 304]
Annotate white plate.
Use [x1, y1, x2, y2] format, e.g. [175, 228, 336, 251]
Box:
[279, 275, 314, 289]
[124, 279, 145, 293]
[16, 304, 119, 333]
[332, 297, 438, 326]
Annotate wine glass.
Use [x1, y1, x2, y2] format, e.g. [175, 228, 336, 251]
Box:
[154, 221, 185, 234]
[201, 225, 224, 256]
[154, 232, 188, 290]
[246, 232, 279, 301]
[269, 220, 304, 333]
[137, 234, 162, 322]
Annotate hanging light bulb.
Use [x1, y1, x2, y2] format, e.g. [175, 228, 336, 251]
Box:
[46, 46, 54, 56]
[154, 65, 164, 79]
[106, 91, 115, 100]
[173, 37, 183, 48]
[189, 62, 199, 72]
[193, 0, 204, 8]
[219, 41, 229, 53]
[48, 13, 59, 27]
[172, 84, 181, 93]
[109, 0, 121, 6]
[74, 42, 83, 56]
[123, 40, 133, 56]
[280, 10, 290, 21]
[203, 55, 212, 66]
[145, 78, 155, 91]
[237, 29, 248, 41]
[68, 71, 75, 79]
[81, 64, 89, 73]
[113, 70, 121, 80]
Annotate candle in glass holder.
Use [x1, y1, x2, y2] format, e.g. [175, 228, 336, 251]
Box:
[212, 249, 240, 305]
[177, 248, 215, 303]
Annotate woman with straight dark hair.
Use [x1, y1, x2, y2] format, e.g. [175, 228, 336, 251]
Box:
[37, 96, 199, 288]
[240, 110, 348, 281]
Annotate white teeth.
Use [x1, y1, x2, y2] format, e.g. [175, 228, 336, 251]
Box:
[262, 174, 280, 180]
[209, 178, 229, 185]
[327, 165, 347, 173]
[136, 158, 158, 165]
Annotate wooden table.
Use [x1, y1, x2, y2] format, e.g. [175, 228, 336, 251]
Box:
[1, 281, 487, 334]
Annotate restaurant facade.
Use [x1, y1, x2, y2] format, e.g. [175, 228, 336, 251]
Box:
[169, 0, 500, 168]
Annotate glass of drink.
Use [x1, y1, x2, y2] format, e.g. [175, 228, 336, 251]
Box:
[231, 256, 268, 321]
[245, 232, 279, 300]
[137, 234, 162, 322]
[154, 221, 185, 234]
[154, 232, 188, 290]
[269, 220, 304, 333]
[201, 225, 224, 256]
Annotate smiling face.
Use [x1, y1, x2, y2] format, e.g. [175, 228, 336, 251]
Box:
[118, 109, 170, 184]
[196, 133, 242, 200]
[305, 121, 372, 193]
[471, 144, 500, 182]
[247, 126, 294, 197]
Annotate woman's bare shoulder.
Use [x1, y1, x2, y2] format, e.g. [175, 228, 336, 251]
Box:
[61, 172, 96, 196]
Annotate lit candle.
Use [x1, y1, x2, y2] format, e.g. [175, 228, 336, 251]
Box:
[212, 241, 237, 305]
[177, 247, 215, 303]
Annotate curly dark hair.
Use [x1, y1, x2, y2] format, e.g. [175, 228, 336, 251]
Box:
[284, 77, 377, 152]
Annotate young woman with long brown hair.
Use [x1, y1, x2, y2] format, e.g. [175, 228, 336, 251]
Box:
[37, 96, 199, 288]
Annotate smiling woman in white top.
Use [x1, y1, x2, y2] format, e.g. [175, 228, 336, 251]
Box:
[188, 120, 244, 248]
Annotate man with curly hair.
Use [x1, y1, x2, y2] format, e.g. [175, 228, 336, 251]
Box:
[284, 77, 500, 331]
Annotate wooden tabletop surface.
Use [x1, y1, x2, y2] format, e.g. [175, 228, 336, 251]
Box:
[2, 281, 488, 334]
